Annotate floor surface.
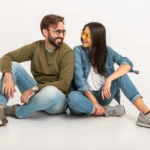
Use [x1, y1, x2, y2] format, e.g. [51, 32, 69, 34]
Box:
[0, 95, 150, 150]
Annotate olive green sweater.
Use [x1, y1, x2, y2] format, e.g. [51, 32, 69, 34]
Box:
[0, 40, 74, 95]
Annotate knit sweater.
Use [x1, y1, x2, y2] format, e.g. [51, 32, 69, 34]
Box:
[0, 40, 74, 95]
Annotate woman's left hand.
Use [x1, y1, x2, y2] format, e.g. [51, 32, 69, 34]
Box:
[101, 78, 112, 100]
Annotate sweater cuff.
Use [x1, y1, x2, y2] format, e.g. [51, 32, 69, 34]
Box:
[38, 84, 45, 90]
[1, 68, 12, 74]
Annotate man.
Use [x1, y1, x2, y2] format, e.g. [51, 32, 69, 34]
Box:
[0, 14, 74, 126]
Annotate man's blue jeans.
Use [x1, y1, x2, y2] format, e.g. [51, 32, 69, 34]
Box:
[67, 75, 142, 115]
[0, 62, 67, 118]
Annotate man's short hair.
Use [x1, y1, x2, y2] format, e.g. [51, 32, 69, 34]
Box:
[40, 14, 64, 36]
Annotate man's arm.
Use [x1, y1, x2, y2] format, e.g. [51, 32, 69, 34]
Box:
[0, 42, 35, 99]
[0, 43, 35, 74]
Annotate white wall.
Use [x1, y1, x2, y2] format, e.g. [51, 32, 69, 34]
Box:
[0, 0, 150, 105]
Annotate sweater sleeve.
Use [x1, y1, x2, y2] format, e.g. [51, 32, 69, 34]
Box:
[0, 43, 35, 74]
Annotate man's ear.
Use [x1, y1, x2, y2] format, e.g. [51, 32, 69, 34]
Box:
[42, 29, 48, 37]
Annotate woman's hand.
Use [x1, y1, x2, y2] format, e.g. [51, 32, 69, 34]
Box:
[101, 78, 112, 100]
[94, 103, 105, 115]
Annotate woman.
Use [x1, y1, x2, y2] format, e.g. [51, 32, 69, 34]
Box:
[67, 22, 150, 128]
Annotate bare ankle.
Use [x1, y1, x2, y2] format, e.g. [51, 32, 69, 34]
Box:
[143, 109, 150, 114]
[134, 98, 150, 114]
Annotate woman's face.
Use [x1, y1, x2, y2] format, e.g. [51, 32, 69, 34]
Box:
[81, 26, 92, 49]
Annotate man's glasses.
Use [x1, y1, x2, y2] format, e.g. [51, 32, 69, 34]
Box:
[52, 29, 66, 35]
[81, 31, 91, 40]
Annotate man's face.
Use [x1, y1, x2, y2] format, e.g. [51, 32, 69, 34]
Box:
[47, 22, 66, 48]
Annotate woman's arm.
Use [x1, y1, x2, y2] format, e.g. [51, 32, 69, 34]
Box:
[102, 47, 133, 100]
[84, 91, 99, 105]
[73, 46, 91, 92]
[107, 64, 131, 81]
[73, 46, 105, 115]
[102, 64, 131, 100]
[107, 46, 134, 72]
[84, 91, 105, 115]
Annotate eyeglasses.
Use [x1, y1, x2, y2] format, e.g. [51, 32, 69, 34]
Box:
[52, 29, 66, 35]
[81, 31, 91, 40]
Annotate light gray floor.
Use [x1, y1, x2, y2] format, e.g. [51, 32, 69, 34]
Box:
[0, 95, 150, 150]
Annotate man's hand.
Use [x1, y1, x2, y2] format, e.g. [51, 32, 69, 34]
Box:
[20, 88, 35, 104]
[94, 103, 105, 116]
[2, 72, 16, 99]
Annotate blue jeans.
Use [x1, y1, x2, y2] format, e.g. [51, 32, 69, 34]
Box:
[0, 62, 67, 118]
[67, 75, 142, 115]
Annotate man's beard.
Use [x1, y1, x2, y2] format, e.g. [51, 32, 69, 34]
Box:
[48, 33, 63, 48]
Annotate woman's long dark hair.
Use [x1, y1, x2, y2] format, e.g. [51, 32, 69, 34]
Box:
[81, 22, 107, 76]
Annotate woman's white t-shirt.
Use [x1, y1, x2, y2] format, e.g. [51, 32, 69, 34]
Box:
[87, 66, 105, 91]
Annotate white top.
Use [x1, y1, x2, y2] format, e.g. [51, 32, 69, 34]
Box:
[87, 66, 106, 91]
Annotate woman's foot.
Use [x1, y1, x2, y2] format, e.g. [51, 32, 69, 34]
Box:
[104, 105, 125, 117]
[136, 111, 150, 128]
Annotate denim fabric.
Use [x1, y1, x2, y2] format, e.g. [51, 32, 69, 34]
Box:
[72, 45, 139, 104]
[67, 74, 141, 115]
[0, 62, 67, 118]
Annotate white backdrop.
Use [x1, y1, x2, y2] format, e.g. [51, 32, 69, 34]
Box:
[0, 0, 150, 105]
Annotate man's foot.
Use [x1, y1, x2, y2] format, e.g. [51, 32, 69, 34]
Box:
[5, 104, 20, 118]
[0, 108, 8, 126]
[104, 105, 125, 117]
[136, 112, 150, 128]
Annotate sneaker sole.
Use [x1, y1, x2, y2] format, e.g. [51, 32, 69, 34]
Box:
[136, 121, 150, 128]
